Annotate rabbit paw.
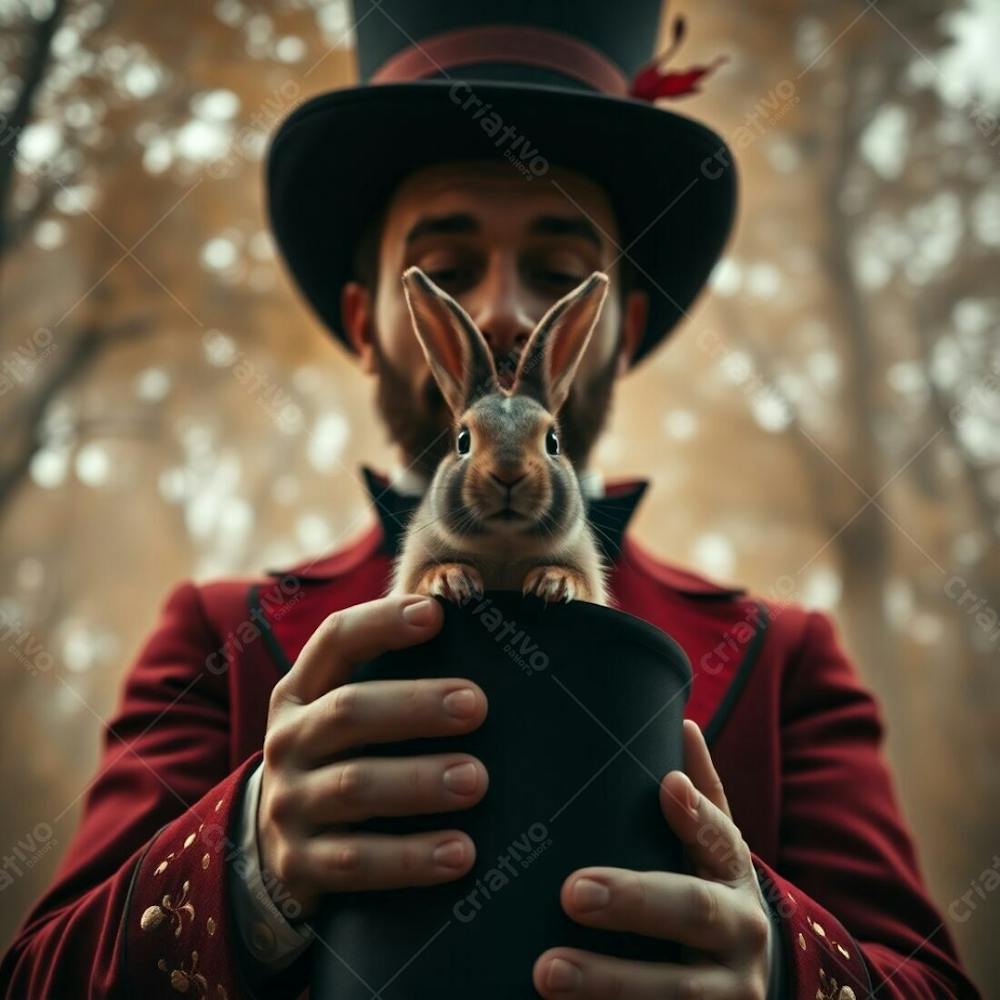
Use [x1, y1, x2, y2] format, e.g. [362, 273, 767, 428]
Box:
[415, 562, 484, 604]
[522, 566, 587, 603]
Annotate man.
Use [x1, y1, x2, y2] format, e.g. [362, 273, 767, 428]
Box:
[2, 3, 982, 998]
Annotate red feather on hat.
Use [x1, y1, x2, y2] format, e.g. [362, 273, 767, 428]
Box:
[628, 10, 728, 101]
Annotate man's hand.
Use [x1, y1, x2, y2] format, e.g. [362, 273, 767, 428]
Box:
[533, 719, 773, 998]
[259, 594, 489, 919]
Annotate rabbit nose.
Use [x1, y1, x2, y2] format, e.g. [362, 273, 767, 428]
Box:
[490, 471, 526, 489]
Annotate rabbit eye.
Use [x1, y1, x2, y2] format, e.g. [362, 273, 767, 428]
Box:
[456, 427, 471, 456]
[545, 427, 560, 456]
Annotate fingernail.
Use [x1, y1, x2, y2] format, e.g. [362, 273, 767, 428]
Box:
[572, 877, 610, 911]
[443, 688, 478, 718]
[443, 761, 479, 794]
[546, 957, 581, 992]
[402, 597, 435, 626]
[432, 838, 466, 868]
[687, 781, 700, 815]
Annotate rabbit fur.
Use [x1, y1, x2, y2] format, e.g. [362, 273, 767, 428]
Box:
[388, 265, 611, 607]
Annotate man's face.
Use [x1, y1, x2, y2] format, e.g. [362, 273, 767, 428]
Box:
[342, 161, 647, 477]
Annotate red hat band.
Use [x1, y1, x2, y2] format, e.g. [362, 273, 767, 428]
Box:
[370, 25, 629, 96]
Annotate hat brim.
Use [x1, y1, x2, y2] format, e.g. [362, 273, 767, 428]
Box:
[266, 79, 737, 365]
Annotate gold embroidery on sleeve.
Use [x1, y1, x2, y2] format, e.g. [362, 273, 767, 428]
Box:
[157, 951, 208, 997]
[154, 953, 230, 999]
[141, 905, 166, 932]
[140, 880, 196, 937]
[154, 850, 178, 877]
[805, 911, 855, 975]
[817, 966, 858, 1000]
[163, 880, 196, 937]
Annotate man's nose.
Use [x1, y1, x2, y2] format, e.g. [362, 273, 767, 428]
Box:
[469, 273, 535, 379]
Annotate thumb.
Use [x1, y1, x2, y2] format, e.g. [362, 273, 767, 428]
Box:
[677, 718, 733, 820]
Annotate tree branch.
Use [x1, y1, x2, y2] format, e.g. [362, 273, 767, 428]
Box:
[0, 317, 150, 508]
[0, 0, 71, 258]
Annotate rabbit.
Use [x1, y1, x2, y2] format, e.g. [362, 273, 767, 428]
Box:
[388, 264, 611, 607]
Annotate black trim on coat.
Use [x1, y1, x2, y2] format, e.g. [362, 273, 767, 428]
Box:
[703, 601, 771, 745]
[248, 583, 294, 675]
[118, 825, 166, 999]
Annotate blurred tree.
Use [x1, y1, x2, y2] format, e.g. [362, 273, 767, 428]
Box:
[0, 0, 996, 988]
[691, 0, 1000, 976]
[0, 0, 69, 258]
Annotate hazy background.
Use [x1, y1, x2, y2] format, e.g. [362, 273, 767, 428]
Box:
[1, 0, 998, 989]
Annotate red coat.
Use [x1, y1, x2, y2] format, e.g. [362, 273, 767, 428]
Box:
[1, 472, 981, 999]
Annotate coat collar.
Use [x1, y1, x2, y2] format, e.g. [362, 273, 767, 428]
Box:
[357, 464, 648, 564]
[266, 465, 744, 599]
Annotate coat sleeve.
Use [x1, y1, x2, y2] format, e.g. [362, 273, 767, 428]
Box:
[749, 607, 981, 999]
[0, 580, 310, 999]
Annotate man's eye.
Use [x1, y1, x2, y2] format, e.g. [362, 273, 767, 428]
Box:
[426, 268, 459, 283]
[425, 267, 471, 290]
[537, 269, 586, 289]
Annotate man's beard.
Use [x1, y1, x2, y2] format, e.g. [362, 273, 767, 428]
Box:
[370, 333, 619, 480]
[559, 352, 618, 472]
[371, 337, 453, 480]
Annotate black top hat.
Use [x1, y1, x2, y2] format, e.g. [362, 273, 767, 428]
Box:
[266, 0, 737, 366]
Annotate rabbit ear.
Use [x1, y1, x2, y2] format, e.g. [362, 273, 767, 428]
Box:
[512, 272, 609, 414]
[401, 266, 499, 416]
